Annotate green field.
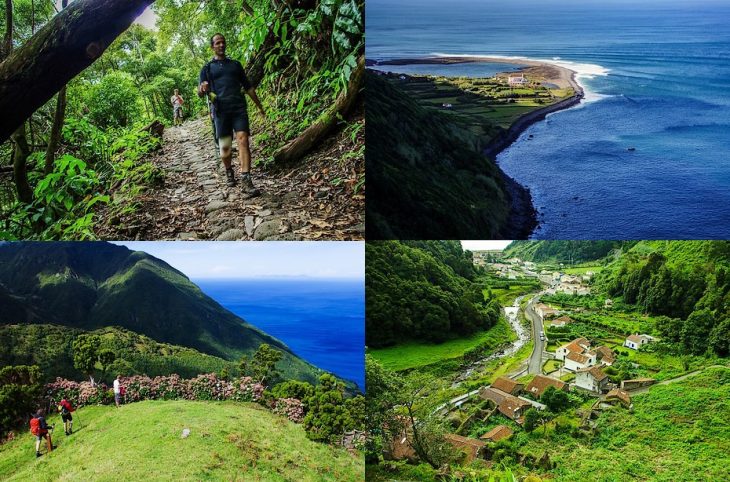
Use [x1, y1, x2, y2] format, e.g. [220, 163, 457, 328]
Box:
[0, 400, 363, 481]
[487, 285, 535, 306]
[561, 265, 604, 275]
[368, 317, 515, 372]
[383, 73, 573, 143]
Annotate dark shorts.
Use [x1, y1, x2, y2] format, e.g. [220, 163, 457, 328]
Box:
[115, 393, 121, 404]
[35, 432, 48, 441]
[61, 412, 72, 422]
[214, 108, 249, 137]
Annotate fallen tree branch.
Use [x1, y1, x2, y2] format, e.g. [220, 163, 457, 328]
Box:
[272, 55, 364, 164]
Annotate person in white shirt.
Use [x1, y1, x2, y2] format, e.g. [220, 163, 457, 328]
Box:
[113, 375, 122, 408]
[171, 89, 184, 126]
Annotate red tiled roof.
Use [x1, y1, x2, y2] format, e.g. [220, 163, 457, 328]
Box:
[606, 388, 631, 406]
[479, 387, 508, 406]
[491, 377, 523, 395]
[525, 375, 567, 398]
[497, 396, 532, 420]
[480, 425, 514, 442]
[626, 334, 643, 344]
[566, 352, 590, 365]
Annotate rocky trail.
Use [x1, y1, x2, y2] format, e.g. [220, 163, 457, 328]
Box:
[96, 116, 364, 240]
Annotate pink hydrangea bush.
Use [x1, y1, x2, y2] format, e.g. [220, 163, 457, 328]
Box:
[273, 398, 304, 423]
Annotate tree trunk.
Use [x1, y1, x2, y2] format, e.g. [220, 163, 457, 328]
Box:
[11, 123, 32, 204]
[0, 0, 156, 143]
[2, 0, 11, 59]
[44, 85, 67, 174]
[272, 55, 364, 164]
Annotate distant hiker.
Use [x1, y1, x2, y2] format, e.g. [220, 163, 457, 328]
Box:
[30, 409, 55, 457]
[58, 398, 75, 435]
[171, 89, 185, 126]
[114, 375, 122, 408]
[198, 33, 266, 196]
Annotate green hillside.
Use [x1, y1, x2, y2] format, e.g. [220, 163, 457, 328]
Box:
[519, 366, 730, 481]
[503, 241, 627, 264]
[366, 241, 501, 347]
[366, 71, 522, 239]
[0, 325, 236, 383]
[0, 400, 363, 481]
[0, 242, 327, 385]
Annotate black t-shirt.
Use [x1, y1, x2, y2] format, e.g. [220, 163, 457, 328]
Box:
[199, 57, 252, 113]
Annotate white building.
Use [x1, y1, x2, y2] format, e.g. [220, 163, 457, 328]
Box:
[575, 366, 609, 393]
[624, 334, 653, 350]
[508, 73, 528, 86]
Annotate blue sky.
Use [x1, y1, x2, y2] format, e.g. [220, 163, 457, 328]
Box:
[112, 242, 364, 280]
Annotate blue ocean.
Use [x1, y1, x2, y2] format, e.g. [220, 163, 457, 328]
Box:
[367, 0, 730, 238]
[194, 278, 365, 390]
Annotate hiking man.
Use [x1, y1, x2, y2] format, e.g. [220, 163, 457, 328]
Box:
[198, 33, 266, 196]
[58, 398, 75, 435]
[171, 89, 184, 126]
[113, 375, 122, 408]
[30, 409, 54, 457]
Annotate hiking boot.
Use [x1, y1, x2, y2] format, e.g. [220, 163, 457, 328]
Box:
[225, 168, 236, 187]
[36, 452, 42, 458]
[65, 431, 69, 436]
[240, 173, 261, 198]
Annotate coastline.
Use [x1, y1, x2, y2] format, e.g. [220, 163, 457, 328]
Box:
[370, 55, 587, 238]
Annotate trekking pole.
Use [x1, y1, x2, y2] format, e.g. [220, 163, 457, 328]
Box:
[206, 92, 219, 149]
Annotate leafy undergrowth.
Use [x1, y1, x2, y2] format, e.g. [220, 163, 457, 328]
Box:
[519, 366, 730, 481]
[0, 400, 363, 481]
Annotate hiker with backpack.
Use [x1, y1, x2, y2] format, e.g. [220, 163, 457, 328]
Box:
[171, 89, 185, 126]
[30, 409, 55, 457]
[58, 398, 75, 435]
[198, 33, 266, 197]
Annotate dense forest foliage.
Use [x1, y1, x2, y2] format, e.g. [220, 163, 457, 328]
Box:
[366, 241, 502, 347]
[596, 241, 730, 356]
[504, 240, 627, 264]
[0, 324, 236, 383]
[1, 0, 363, 240]
[366, 72, 520, 239]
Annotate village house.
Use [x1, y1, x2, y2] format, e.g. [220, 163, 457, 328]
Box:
[555, 337, 591, 361]
[444, 434, 486, 464]
[595, 346, 616, 365]
[575, 366, 610, 393]
[549, 315, 573, 328]
[565, 351, 596, 371]
[508, 73, 528, 86]
[535, 303, 560, 320]
[491, 377, 524, 396]
[479, 386, 509, 406]
[498, 396, 533, 423]
[480, 425, 513, 443]
[525, 375, 568, 399]
[624, 334, 654, 350]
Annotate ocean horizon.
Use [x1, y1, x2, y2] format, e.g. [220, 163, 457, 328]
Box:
[367, 0, 730, 238]
[194, 277, 365, 390]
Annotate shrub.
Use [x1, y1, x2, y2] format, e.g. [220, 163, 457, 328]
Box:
[0, 366, 43, 438]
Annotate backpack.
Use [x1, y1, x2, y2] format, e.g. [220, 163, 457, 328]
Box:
[29, 417, 41, 436]
[60, 400, 72, 414]
[120, 386, 126, 396]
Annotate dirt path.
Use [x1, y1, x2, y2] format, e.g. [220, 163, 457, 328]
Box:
[627, 365, 728, 395]
[97, 117, 364, 240]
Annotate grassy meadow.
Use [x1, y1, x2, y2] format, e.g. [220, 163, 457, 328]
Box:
[368, 317, 516, 372]
[0, 400, 363, 482]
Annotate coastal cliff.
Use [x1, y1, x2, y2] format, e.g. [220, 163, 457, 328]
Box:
[366, 71, 536, 239]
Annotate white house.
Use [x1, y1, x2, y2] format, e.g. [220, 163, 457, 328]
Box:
[549, 315, 573, 328]
[508, 73, 528, 86]
[624, 334, 653, 350]
[575, 366, 609, 393]
[535, 303, 559, 320]
[555, 337, 591, 361]
[565, 351, 596, 371]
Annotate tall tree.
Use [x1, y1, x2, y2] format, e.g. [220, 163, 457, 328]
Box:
[0, 0, 155, 142]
